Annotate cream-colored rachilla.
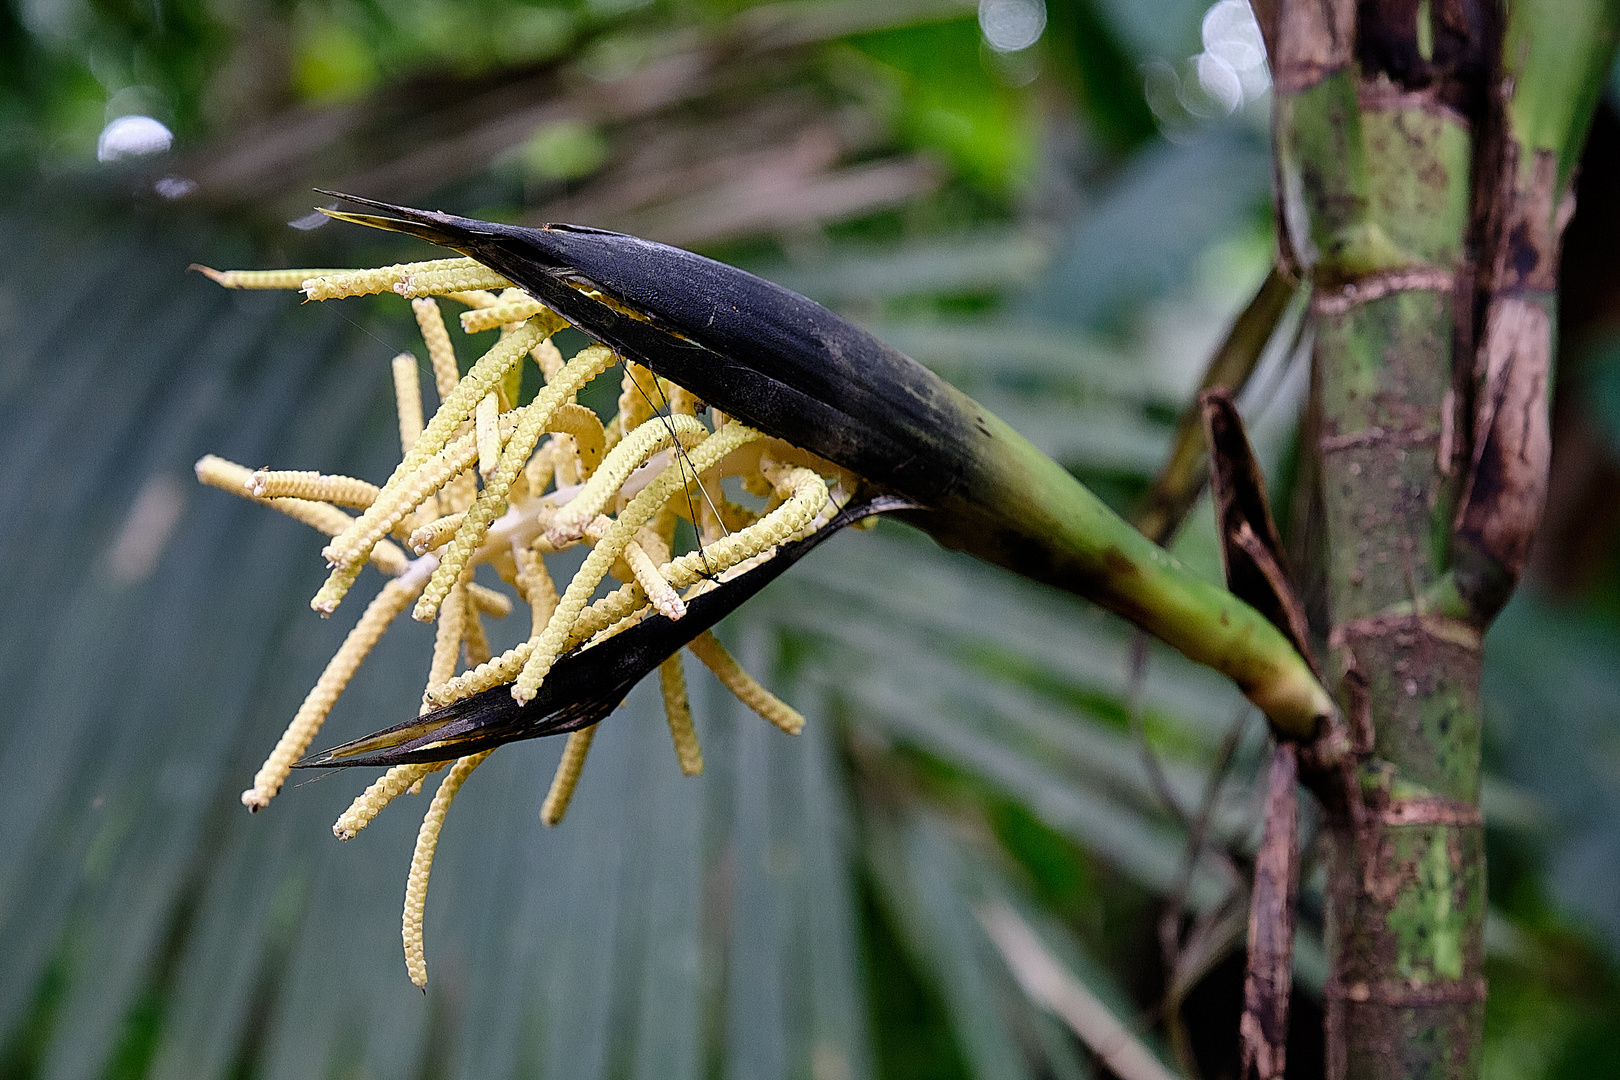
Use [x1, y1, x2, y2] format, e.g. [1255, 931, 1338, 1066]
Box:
[194, 254, 836, 988]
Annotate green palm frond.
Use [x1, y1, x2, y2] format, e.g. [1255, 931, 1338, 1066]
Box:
[6, 0, 1620, 1068]
[0, 187, 1253, 1079]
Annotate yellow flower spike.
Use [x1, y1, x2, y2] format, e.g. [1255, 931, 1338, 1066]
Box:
[624, 538, 685, 621]
[391, 353, 425, 454]
[195, 456, 414, 576]
[514, 542, 559, 637]
[540, 725, 598, 827]
[658, 654, 703, 776]
[551, 433, 581, 487]
[513, 423, 762, 706]
[248, 468, 381, 508]
[411, 298, 461, 402]
[461, 296, 547, 334]
[404, 750, 492, 989]
[656, 466, 828, 586]
[322, 323, 542, 571]
[523, 439, 556, 499]
[425, 580, 469, 704]
[243, 574, 425, 810]
[301, 258, 485, 302]
[442, 289, 501, 309]
[391, 263, 514, 299]
[311, 562, 366, 616]
[200, 455, 357, 532]
[463, 603, 492, 667]
[193, 454, 264, 495]
[439, 468, 480, 516]
[409, 511, 466, 554]
[616, 362, 661, 434]
[524, 468, 826, 667]
[190, 265, 345, 290]
[412, 344, 618, 624]
[424, 642, 534, 708]
[686, 631, 804, 735]
[700, 493, 760, 536]
[666, 381, 702, 416]
[532, 337, 564, 382]
[546, 413, 711, 544]
[549, 402, 606, 479]
[475, 392, 502, 480]
[328, 428, 485, 565]
[466, 581, 513, 619]
[333, 761, 444, 840]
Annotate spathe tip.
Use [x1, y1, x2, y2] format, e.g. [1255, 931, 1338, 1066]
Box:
[312, 194, 473, 250]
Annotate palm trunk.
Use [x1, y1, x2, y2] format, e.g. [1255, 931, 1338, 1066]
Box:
[1265, 1, 1620, 1076]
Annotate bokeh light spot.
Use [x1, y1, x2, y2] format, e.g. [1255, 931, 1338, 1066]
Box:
[979, 0, 1046, 54]
[97, 115, 172, 162]
[1193, 0, 1270, 112]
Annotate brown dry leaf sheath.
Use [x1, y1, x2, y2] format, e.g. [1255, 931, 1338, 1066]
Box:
[1240, 741, 1300, 1080]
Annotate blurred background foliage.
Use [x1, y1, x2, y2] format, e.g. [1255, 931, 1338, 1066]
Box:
[3, 0, 1620, 1078]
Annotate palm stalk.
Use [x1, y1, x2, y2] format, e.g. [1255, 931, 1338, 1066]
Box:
[319, 196, 1335, 747]
[1269, 1, 1620, 1075]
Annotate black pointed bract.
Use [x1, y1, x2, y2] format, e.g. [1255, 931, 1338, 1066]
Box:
[318, 191, 999, 512]
[297, 492, 915, 768]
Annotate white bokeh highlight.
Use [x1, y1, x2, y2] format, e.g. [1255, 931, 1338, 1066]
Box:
[979, 0, 1046, 54]
[153, 175, 197, 199]
[97, 115, 173, 162]
[1193, 0, 1270, 113]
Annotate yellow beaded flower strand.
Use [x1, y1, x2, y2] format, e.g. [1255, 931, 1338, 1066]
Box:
[194, 258, 858, 987]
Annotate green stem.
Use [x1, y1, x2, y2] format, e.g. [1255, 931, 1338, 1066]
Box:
[908, 395, 1333, 739]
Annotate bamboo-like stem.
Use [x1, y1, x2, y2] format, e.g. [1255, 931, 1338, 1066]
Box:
[1275, 4, 1486, 1074]
[1272, 1, 1620, 1075]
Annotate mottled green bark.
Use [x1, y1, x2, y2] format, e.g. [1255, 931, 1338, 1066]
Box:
[1267, 0, 1620, 1076]
[1312, 239, 1488, 1080]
